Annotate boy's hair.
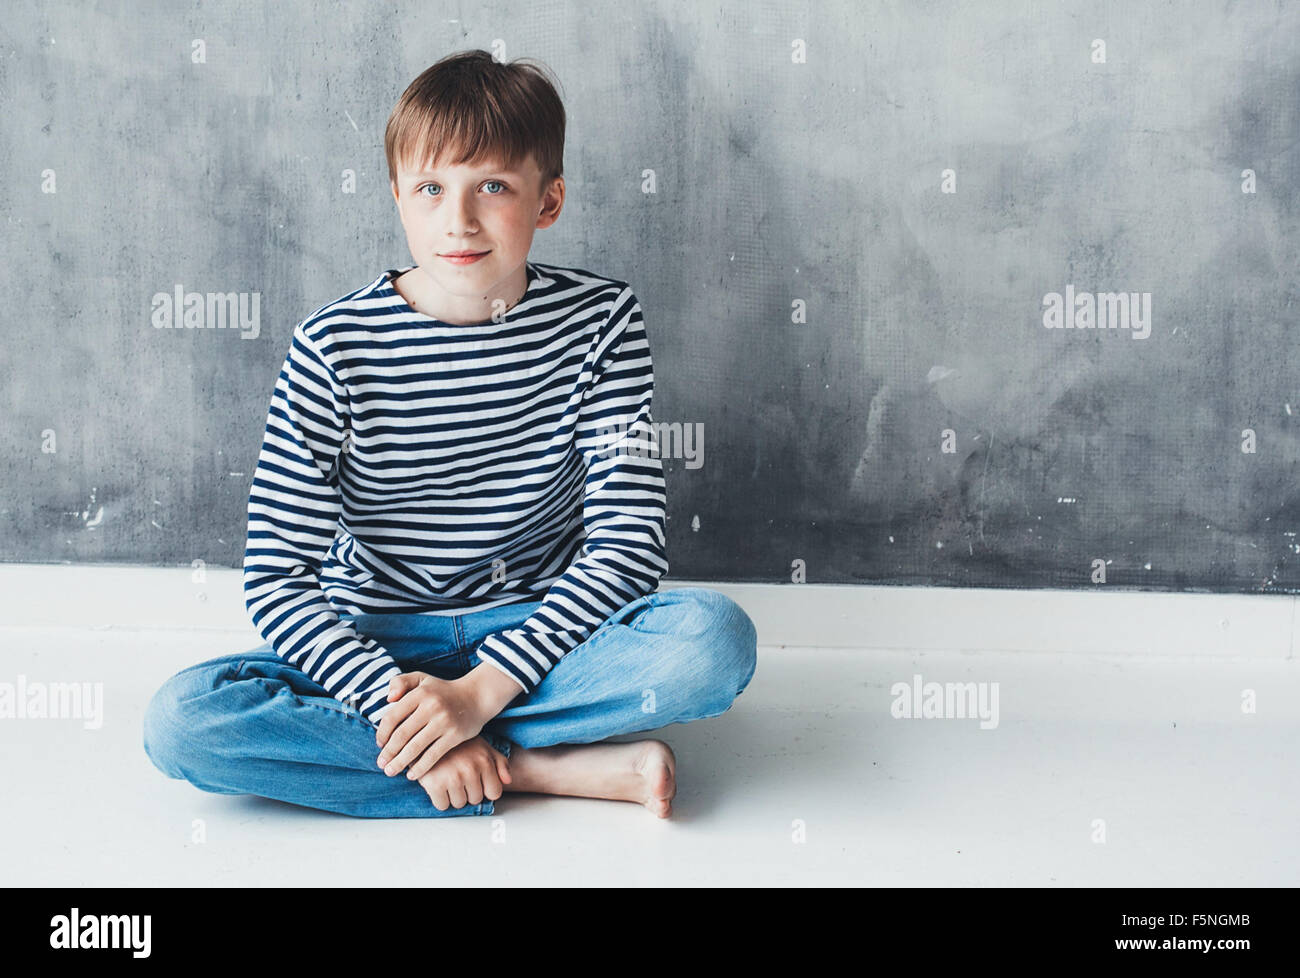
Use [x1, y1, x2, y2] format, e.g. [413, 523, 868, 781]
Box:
[385, 49, 565, 196]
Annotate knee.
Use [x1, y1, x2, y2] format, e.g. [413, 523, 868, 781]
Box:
[142, 669, 206, 780]
[660, 588, 757, 711]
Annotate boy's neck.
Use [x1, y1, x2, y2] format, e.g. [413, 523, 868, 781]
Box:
[393, 263, 529, 325]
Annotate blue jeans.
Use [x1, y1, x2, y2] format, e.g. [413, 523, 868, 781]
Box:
[143, 587, 757, 818]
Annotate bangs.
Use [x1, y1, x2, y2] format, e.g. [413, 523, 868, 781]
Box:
[385, 50, 565, 193]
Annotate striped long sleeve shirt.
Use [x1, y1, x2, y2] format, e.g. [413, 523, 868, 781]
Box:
[242, 261, 669, 726]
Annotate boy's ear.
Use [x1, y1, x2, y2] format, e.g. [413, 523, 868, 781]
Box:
[390, 180, 400, 204]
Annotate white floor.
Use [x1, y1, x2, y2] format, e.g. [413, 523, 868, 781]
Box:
[1, 565, 1295, 886]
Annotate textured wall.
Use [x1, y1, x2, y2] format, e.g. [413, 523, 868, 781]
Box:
[2, 0, 1297, 593]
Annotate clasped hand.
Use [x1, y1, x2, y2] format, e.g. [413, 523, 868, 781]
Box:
[375, 671, 487, 781]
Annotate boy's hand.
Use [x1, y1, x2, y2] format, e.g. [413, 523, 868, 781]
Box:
[375, 672, 488, 779]
[415, 735, 512, 812]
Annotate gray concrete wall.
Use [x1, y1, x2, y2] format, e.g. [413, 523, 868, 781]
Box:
[2, 0, 1297, 593]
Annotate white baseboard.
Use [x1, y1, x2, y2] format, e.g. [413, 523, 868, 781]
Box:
[1, 563, 1294, 660]
[687, 580, 1297, 659]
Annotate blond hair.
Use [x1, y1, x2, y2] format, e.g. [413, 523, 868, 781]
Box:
[385, 49, 565, 195]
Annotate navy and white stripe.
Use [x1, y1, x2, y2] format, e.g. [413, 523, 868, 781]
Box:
[242, 261, 669, 725]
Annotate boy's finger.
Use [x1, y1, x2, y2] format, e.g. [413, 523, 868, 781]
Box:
[377, 710, 423, 765]
[386, 673, 419, 702]
[466, 777, 485, 807]
[398, 734, 452, 779]
[381, 720, 439, 774]
[497, 754, 511, 784]
[482, 766, 504, 801]
[405, 741, 447, 781]
[448, 782, 469, 811]
[375, 693, 421, 749]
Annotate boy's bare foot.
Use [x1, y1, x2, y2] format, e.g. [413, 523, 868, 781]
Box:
[502, 739, 677, 817]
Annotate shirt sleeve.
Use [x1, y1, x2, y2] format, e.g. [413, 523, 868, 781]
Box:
[242, 322, 404, 727]
[471, 286, 670, 694]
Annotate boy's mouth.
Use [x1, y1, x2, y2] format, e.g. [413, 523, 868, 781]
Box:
[439, 250, 490, 265]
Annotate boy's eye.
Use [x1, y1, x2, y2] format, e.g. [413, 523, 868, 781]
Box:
[417, 181, 507, 197]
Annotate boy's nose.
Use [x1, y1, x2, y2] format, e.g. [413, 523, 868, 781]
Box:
[444, 196, 477, 233]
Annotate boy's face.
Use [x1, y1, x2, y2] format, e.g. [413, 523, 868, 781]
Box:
[390, 149, 563, 311]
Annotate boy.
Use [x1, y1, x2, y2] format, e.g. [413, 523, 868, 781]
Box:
[143, 49, 757, 819]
